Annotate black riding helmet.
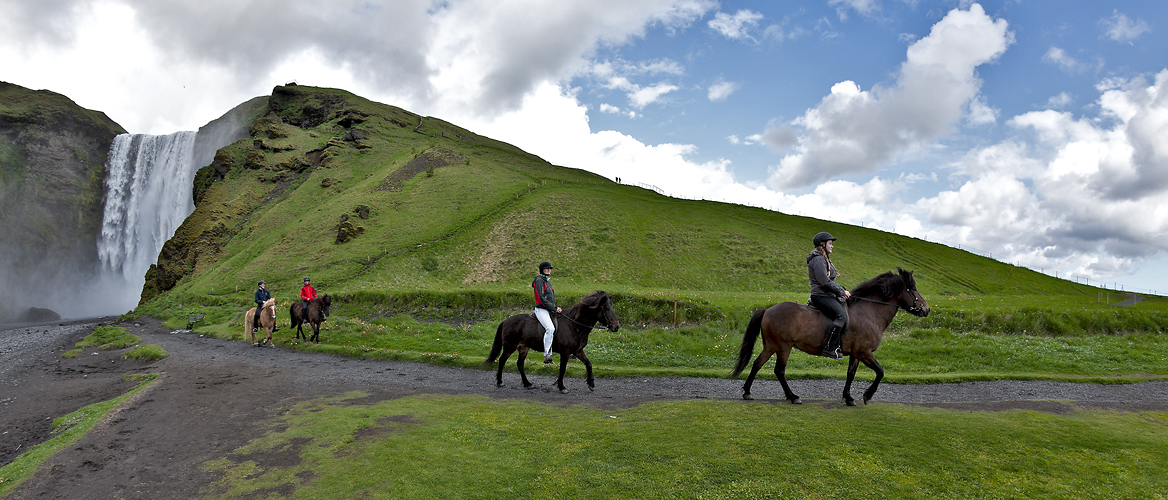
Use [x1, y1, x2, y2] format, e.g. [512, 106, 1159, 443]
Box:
[538, 261, 553, 272]
[813, 232, 836, 247]
[303, 276, 311, 282]
[258, 280, 265, 286]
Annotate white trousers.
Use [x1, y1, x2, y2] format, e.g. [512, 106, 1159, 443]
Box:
[533, 308, 555, 356]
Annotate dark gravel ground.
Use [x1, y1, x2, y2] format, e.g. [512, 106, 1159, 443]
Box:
[2, 317, 1166, 498]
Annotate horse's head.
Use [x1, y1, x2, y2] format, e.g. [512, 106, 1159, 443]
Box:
[573, 291, 620, 332]
[896, 267, 930, 317]
[593, 291, 621, 332]
[319, 294, 332, 318]
[264, 298, 277, 314]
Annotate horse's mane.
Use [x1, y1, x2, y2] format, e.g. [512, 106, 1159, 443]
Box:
[846, 268, 913, 306]
[565, 290, 609, 319]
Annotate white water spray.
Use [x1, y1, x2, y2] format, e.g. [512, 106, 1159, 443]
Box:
[97, 132, 198, 308]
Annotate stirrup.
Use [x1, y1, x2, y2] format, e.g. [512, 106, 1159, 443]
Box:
[821, 347, 843, 360]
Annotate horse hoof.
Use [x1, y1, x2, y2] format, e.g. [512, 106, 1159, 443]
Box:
[846, 399, 857, 407]
[495, 382, 504, 388]
[742, 394, 753, 401]
[790, 398, 802, 405]
[559, 388, 569, 394]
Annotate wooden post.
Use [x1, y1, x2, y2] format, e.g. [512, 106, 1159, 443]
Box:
[673, 299, 678, 327]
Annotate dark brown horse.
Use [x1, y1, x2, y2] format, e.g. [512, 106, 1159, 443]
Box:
[485, 291, 621, 393]
[290, 294, 332, 343]
[731, 268, 930, 406]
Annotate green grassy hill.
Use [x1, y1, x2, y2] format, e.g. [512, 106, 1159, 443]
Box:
[146, 85, 1102, 304]
[136, 85, 1168, 381]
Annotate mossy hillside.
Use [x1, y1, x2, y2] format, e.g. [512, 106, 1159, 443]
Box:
[139, 85, 1146, 338]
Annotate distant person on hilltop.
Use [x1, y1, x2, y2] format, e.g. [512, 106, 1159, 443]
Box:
[808, 232, 850, 360]
[253, 280, 276, 334]
[300, 276, 317, 323]
[532, 261, 561, 364]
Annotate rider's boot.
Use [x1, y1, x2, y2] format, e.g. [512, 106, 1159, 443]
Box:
[820, 326, 843, 360]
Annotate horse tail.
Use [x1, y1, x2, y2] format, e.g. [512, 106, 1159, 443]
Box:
[485, 321, 505, 365]
[731, 308, 767, 378]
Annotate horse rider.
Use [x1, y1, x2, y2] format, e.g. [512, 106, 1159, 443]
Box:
[300, 276, 317, 323]
[252, 280, 277, 334]
[808, 232, 850, 360]
[532, 261, 561, 364]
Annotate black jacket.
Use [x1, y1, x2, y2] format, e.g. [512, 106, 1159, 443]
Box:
[532, 274, 557, 312]
[255, 288, 272, 307]
[807, 251, 846, 298]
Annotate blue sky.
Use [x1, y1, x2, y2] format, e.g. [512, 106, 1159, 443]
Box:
[2, 1, 1167, 293]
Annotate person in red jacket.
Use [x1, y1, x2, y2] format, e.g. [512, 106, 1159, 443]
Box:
[300, 276, 317, 323]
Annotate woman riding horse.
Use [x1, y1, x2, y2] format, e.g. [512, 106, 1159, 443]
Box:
[808, 232, 849, 359]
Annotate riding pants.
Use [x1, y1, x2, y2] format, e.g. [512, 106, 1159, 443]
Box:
[810, 294, 849, 332]
[301, 300, 311, 322]
[533, 308, 555, 356]
[254, 304, 264, 330]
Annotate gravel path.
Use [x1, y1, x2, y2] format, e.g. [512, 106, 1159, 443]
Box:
[2, 318, 1166, 498]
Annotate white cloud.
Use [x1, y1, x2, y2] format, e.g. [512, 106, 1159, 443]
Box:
[599, 103, 621, 114]
[966, 96, 997, 125]
[708, 9, 763, 41]
[707, 80, 737, 101]
[767, 4, 1012, 188]
[1101, 10, 1150, 42]
[1042, 46, 1097, 74]
[1046, 92, 1073, 109]
[828, 0, 880, 21]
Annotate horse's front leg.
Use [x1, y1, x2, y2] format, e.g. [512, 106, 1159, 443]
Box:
[575, 350, 594, 391]
[843, 356, 862, 406]
[858, 353, 884, 405]
[516, 347, 534, 388]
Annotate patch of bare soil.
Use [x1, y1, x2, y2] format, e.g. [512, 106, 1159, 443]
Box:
[1, 317, 1165, 499]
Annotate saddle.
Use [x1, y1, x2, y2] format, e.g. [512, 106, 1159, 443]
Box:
[805, 299, 844, 336]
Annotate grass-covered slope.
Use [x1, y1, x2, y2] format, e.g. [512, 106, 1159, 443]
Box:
[147, 85, 1100, 304]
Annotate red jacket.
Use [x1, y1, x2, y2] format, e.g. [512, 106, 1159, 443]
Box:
[300, 285, 317, 301]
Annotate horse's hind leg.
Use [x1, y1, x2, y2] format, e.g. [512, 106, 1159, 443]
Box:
[773, 346, 800, 404]
[516, 347, 534, 388]
[742, 348, 774, 400]
[495, 347, 514, 387]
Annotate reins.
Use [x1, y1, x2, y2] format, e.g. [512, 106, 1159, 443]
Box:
[852, 293, 926, 315]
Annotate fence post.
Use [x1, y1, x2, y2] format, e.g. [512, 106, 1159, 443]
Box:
[673, 298, 678, 327]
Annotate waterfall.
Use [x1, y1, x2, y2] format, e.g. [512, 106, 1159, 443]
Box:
[98, 132, 198, 289]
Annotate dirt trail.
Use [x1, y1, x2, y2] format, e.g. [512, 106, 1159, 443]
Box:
[2, 318, 1166, 498]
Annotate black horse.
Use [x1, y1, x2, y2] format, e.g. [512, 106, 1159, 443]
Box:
[486, 291, 621, 393]
[290, 294, 332, 343]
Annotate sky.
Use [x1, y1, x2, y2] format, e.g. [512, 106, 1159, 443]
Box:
[2, 0, 1167, 294]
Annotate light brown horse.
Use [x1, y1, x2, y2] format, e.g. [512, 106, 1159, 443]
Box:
[244, 298, 278, 347]
[731, 268, 930, 406]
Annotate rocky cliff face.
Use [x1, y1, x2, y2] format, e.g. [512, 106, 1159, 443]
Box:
[0, 82, 126, 322]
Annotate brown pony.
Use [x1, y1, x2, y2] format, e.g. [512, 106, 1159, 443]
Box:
[289, 294, 332, 343]
[244, 298, 277, 347]
[485, 291, 621, 393]
[731, 268, 930, 406]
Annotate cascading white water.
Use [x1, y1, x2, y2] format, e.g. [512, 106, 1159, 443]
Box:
[98, 132, 198, 292]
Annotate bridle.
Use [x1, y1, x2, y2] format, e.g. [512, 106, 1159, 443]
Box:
[559, 302, 620, 331]
[853, 289, 926, 315]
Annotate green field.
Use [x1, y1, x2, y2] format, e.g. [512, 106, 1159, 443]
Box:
[60, 85, 1168, 497]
